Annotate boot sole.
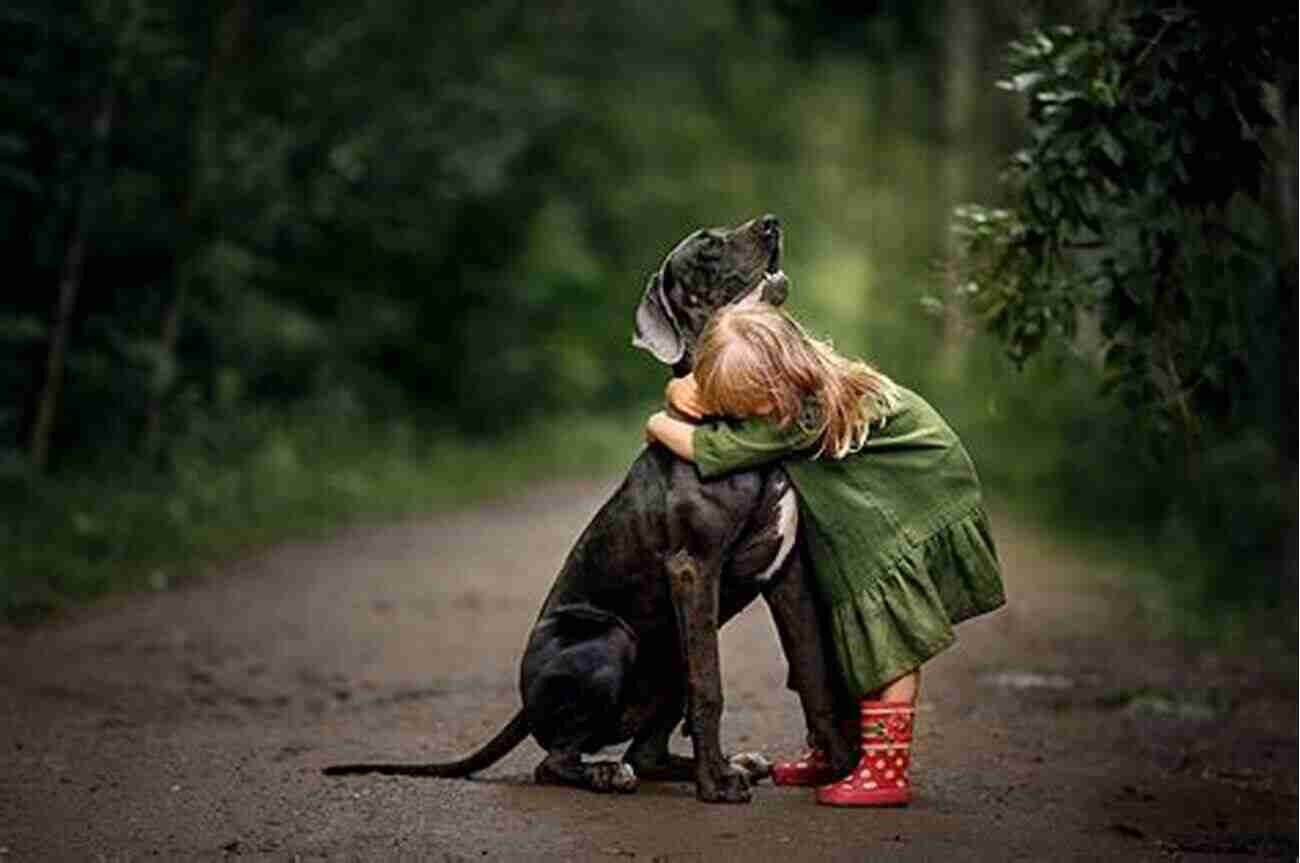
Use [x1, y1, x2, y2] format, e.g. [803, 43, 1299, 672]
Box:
[816, 789, 911, 807]
[816, 796, 911, 807]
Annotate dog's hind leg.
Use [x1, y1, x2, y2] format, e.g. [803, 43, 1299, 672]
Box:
[529, 668, 638, 794]
[523, 620, 639, 794]
[623, 696, 694, 781]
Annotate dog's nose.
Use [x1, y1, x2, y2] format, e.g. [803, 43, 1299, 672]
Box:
[760, 214, 781, 235]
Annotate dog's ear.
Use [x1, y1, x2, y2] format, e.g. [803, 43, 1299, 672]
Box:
[632, 270, 684, 365]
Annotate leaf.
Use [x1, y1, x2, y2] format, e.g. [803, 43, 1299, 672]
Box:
[1096, 129, 1124, 167]
[1009, 71, 1046, 92]
[0, 316, 46, 344]
[0, 163, 40, 195]
[0, 134, 29, 155]
[1193, 91, 1213, 120]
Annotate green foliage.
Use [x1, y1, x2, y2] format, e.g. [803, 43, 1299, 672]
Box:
[0, 403, 650, 623]
[943, 4, 1297, 619]
[6, 0, 1002, 620]
[948, 7, 1294, 456]
[5, 0, 1288, 632]
[3, 0, 979, 461]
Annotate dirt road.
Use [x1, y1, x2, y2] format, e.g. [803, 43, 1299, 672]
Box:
[1, 477, 1295, 861]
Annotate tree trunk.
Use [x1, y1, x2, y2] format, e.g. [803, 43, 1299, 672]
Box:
[28, 85, 116, 472]
[143, 0, 251, 458]
[937, 0, 978, 378]
[1275, 66, 1297, 466]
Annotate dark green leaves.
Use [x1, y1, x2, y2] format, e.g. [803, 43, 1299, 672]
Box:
[947, 5, 1295, 461]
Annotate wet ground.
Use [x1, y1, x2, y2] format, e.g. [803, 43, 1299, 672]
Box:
[1, 477, 1295, 861]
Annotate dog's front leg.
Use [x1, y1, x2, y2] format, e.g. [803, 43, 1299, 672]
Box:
[762, 550, 858, 779]
[665, 549, 750, 804]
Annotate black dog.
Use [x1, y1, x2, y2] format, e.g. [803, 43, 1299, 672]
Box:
[324, 216, 855, 803]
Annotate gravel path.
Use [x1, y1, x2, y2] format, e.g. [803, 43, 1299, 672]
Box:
[1, 477, 1295, 861]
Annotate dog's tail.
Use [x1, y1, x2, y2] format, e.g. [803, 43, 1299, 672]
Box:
[322, 708, 529, 778]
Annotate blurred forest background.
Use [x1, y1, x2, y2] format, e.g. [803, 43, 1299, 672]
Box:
[1, 1, 1294, 634]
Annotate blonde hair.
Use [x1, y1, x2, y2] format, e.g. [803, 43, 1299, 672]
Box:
[694, 304, 899, 459]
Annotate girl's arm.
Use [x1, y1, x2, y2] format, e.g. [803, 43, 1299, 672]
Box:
[664, 373, 712, 419]
[652, 374, 818, 475]
[693, 411, 821, 478]
[647, 407, 822, 475]
[645, 411, 697, 461]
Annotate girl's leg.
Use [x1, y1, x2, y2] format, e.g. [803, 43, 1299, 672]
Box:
[870, 668, 920, 704]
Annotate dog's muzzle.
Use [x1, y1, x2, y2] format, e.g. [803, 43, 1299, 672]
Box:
[759, 270, 788, 305]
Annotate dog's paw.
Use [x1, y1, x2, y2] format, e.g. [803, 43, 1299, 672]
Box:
[696, 766, 752, 804]
[728, 751, 772, 784]
[591, 761, 638, 794]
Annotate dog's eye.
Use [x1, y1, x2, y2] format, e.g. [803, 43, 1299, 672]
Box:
[684, 292, 699, 307]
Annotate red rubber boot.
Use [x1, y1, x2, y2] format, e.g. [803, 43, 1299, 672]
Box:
[815, 700, 914, 807]
[771, 745, 835, 787]
[770, 720, 858, 786]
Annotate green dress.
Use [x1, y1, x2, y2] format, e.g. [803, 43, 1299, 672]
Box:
[693, 385, 1006, 695]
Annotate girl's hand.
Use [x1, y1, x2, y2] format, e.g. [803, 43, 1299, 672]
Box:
[645, 411, 697, 462]
[665, 373, 710, 419]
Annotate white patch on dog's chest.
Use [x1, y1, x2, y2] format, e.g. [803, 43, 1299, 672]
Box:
[756, 489, 798, 583]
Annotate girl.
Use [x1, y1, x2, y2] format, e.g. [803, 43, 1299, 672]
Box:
[645, 303, 1005, 807]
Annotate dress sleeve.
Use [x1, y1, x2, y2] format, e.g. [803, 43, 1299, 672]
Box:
[692, 415, 820, 479]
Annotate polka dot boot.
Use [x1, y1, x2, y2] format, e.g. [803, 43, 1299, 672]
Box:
[770, 719, 859, 786]
[815, 700, 914, 807]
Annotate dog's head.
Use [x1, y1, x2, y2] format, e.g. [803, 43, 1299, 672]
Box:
[633, 214, 788, 374]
